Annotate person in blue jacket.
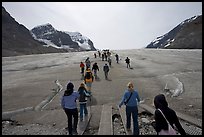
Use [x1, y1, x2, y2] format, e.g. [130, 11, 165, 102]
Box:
[61, 82, 80, 135]
[119, 82, 140, 135]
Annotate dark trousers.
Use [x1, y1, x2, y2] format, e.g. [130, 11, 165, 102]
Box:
[126, 106, 139, 135]
[104, 72, 108, 79]
[127, 63, 130, 68]
[64, 108, 78, 135]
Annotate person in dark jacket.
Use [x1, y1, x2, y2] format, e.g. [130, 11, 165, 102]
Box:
[78, 82, 91, 121]
[92, 62, 99, 79]
[108, 57, 112, 67]
[115, 54, 119, 63]
[85, 57, 91, 70]
[61, 82, 80, 135]
[125, 57, 130, 68]
[152, 94, 186, 135]
[103, 63, 109, 80]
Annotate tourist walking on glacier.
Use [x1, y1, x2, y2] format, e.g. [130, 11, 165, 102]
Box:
[78, 82, 91, 121]
[98, 50, 101, 58]
[94, 53, 97, 58]
[115, 54, 119, 63]
[108, 57, 112, 67]
[103, 63, 109, 80]
[84, 68, 94, 93]
[125, 57, 131, 68]
[151, 94, 186, 135]
[119, 82, 140, 135]
[92, 62, 99, 80]
[85, 57, 91, 70]
[80, 61, 85, 80]
[101, 53, 105, 61]
[61, 82, 79, 135]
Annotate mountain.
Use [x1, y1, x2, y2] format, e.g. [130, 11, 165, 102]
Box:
[65, 31, 96, 51]
[2, 6, 67, 57]
[146, 15, 202, 49]
[31, 24, 96, 51]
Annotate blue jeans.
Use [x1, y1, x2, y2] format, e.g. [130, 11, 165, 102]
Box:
[126, 106, 139, 135]
[79, 103, 88, 119]
[86, 82, 92, 92]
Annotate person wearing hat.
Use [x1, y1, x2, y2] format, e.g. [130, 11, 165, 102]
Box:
[119, 82, 140, 135]
[61, 82, 80, 135]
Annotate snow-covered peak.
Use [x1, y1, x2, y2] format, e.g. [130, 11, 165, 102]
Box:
[64, 31, 91, 50]
[33, 23, 53, 29]
[32, 23, 56, 34]
[179, 15, 200, 26]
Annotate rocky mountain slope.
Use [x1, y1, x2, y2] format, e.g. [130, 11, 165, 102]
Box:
[2, 6, 67, 57]
[2, 6, 96, 57]
[146, 15, 202, 49]
[31, 24, 96, 51]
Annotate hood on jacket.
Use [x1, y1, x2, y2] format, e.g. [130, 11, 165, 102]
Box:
[154, 94, 168, 109]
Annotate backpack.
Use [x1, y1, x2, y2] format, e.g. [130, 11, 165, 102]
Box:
[85, 72, 93, 82]
[86, 72, 92, 79]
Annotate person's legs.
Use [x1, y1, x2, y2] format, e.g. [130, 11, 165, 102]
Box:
[64, 108, 73, 135]
[132, 106, 139, 135]
[79, 104, 84, 121]
[104, 72, 107, 79]
[86, 82, 92, 92]
[72, 108, 78, 134]
[126, 106, 131, 129]
[94, 70, 97, 79]
[105, 72, 108, 79]
[84, 103, 88, 115]
[127, 63, 130, 68]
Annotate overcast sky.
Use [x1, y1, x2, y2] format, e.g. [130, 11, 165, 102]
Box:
[2, 2, 202, 50]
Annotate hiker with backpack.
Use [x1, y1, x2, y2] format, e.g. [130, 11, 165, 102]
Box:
[119, 82, 141, 135]
[84, 68, 94, 93]
[78, 82, 91, 121]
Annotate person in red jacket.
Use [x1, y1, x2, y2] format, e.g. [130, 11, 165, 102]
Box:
[80, 62, 85, 80]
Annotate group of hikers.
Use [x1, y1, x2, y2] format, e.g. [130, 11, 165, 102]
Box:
[61, 50, 186, 135]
